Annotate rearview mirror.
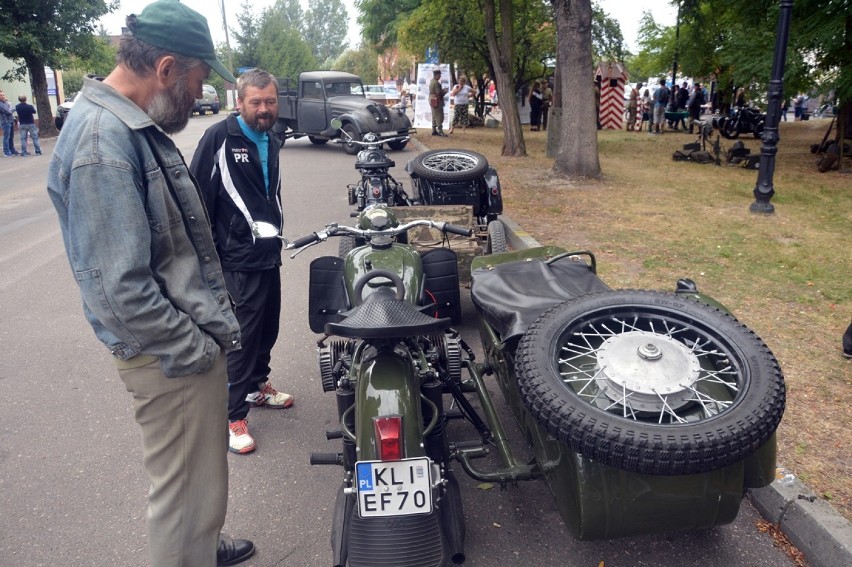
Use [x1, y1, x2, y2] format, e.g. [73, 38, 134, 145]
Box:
[251, 221, 281, 239]
[330, 118, 343, 129]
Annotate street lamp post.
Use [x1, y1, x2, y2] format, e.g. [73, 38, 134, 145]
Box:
[671, 2, 681, 88]
[750, 0, 794, 214]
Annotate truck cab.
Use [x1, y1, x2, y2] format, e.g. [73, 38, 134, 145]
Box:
[276, 71, 413, 154]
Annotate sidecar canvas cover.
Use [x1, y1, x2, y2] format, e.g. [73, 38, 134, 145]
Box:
[470, 247, 781, 540]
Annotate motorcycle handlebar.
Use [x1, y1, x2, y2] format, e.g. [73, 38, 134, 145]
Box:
[285, 219, 472, 250]
[288, 232, 321, 249]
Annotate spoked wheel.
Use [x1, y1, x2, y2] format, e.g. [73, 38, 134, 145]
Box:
[410, 149, 489, 183]
[515, 290, 785, 475]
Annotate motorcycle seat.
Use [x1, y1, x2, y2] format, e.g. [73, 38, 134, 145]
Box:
[325, 287, 451, 339]
[471, 256, 610, 344]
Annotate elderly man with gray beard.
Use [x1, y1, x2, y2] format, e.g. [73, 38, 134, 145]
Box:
[46, 1, 254, 564]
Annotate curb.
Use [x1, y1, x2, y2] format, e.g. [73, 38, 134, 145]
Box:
[499, 215, 852, 567]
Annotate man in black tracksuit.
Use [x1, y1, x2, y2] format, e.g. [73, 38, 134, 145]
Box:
[190, 69, 292, 455]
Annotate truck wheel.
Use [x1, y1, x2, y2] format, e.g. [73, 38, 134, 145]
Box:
[387, 140, 408, 151]
[410, 150, 489, 183]
[485, 220, 507, 254]
[309, 136, 328, 145]
[341, 124, 360, 155]
[515, 290, 785, 475]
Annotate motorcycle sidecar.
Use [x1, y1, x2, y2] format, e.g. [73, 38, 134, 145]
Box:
[469, 246, 784, 540]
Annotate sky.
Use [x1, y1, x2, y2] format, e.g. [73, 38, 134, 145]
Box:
[98, 0, 677, 57]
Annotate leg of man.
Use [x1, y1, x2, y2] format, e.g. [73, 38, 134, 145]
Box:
[224, 270, 281, 422]
[1, 123, 8, 155]
[28, 124, 42, 155]
[119, 354, 229, 566]
[250, 268, 281, 389]
[19, 126, 28, 155]
[5, 123, 17, 154]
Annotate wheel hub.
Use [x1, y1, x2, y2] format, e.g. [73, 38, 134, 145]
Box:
[595, 331, 701, 412]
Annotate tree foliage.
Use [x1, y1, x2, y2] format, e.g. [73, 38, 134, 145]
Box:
[333, 46, 380, 82]
[303, 0, 349, 66]
[0, 0, 117, 136]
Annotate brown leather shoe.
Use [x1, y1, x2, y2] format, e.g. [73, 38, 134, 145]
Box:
[217, 535, 255, 566]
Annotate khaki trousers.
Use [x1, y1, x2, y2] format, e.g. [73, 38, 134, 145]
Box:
[119, 353, 229, 567]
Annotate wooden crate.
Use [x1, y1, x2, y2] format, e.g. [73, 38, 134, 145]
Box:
[394, 205, 483, 283]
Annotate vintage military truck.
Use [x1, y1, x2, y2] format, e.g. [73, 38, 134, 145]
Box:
[275, 71, 413, 155]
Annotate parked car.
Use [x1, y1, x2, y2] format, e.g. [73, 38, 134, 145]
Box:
[363, 84, 387, 103]
[193, 84, 220, 115]
[55, 93, 78, 130]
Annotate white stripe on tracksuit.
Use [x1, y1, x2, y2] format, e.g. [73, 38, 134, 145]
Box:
[214, 139, 284, 241]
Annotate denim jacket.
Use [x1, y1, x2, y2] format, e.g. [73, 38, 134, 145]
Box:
[47, 78, 241, 377]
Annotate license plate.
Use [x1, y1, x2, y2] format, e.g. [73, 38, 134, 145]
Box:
[355, 457, 432, 517]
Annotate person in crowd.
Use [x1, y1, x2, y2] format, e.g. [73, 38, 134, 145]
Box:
[448, 74, 474, 134]
[528, 80, 543, 131]
[429, 68, 448, 136]
[687, 82, 706, 134]
[666, 84, 680, 130]
[46, 1, 255, 565]
[794, 94, 807, 120]
[781, 98, 789, 121]
[542, 76, 554, 131]
[0, 91, 19, 156]
[675, 81, 689, 131]
[640, 88, 652, 132]
[190, 68, 292, 456]
[652, 78, 669, 135]
[626, 82, 641, 131]
[735, 87, 746, 108]
[15, 95, 42, 156]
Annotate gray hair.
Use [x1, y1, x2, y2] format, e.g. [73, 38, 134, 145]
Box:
[117, 14, 202, 77]
[237, 69, 279, 100]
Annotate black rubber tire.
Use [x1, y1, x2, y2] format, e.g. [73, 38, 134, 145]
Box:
[309, 136, 328, 145]
[753, 119, 765, 139]
[514, 290, 785, 475]
[198, 108, 206, 116]
[722, 119, 740, 139]
[486, 220, 507, 254]
[387, 140, 408, 151]
[338, 235, 357, 258]
[410, 149, 489, 183]
[212, 107, 220, 115]
[341, 124, 360, 155]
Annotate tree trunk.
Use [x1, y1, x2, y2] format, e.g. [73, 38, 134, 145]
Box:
[551, 0, 600, 178]
[25, 55, 59, 139]
[483, 0, 526, 157]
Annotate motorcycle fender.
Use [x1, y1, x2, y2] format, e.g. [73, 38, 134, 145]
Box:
[354, 350, 425, 461]
[344, 244, 423, 305]
[483, 166, 504, 215]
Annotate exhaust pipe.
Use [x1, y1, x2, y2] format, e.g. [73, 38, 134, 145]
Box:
[440, 471, 466, 564]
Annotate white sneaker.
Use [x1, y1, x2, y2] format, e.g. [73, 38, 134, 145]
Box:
[228, 419, 256, 454]
[246, 382, 294, 409]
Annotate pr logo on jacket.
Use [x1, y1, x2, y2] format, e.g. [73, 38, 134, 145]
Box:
[233, 148, 250, 163]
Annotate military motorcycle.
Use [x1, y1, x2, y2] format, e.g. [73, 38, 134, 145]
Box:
[252, 207, 785, 565]
[720, 105, 766, 139]
[333, 118, 507, 256]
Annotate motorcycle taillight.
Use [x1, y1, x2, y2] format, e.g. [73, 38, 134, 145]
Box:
[374, 416, 403, 461]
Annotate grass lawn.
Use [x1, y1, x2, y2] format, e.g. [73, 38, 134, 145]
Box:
[418, 117, 852, 521]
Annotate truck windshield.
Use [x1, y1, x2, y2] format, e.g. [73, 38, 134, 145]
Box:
[326, 81, 364, 97]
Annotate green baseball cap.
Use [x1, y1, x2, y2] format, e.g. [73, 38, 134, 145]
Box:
[132, 0, 236, 83]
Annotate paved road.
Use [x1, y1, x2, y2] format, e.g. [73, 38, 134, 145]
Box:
[0, 113, 796, 566]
